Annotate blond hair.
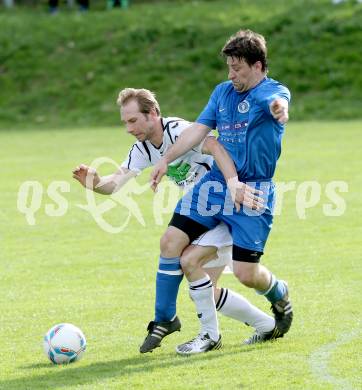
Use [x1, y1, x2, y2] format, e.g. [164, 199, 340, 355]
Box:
[117, 88, 161, 115]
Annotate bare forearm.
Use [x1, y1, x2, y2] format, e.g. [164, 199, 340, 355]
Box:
[205, 138, 237, 182]
[93, 174, 118, 195]
[94, 170, 136, 195]
[163, 123, 210, 164]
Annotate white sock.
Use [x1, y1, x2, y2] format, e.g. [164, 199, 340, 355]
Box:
[189, 275, 219, 341]
[216, 288, 275, 333]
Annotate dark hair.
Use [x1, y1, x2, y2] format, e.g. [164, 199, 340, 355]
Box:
[221, 29, 268, 71]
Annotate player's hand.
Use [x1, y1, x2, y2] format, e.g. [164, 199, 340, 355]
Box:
[227, 177, 264, 212]
[72, 164, 100, 190]
[270, 98, 289, 124]
[150, 158, 168, 192]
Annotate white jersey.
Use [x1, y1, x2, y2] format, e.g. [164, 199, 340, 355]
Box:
[121, 117, 214, 187]
[121, 116, 233, 267]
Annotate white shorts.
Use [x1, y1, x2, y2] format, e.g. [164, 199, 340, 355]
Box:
[203, 245, 233, 270]
[191, 222, 233, 269]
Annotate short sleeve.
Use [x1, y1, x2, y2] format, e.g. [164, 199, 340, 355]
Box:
[196, 86, 220, 129]
[120, 143, 152, 174]
[255, 82, 291, 116]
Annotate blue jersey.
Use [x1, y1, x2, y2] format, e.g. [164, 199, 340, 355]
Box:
[197, 78, 291, 182]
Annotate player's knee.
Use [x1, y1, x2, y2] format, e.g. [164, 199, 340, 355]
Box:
[160, 231, 180, 256]
[233, 267, 257, 288]
[160, 232, 174, 256]
[180, 251, 198, 275]
[232, 247, 262, 287]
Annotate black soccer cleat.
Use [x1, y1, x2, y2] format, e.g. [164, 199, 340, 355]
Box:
[271, 281, 293, 335]
[139, 316, 181, 353]
[243, 326, 284, 345]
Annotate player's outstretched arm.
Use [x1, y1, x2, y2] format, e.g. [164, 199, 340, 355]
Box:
[72, 164, 136, 195]
[150, 123, 210, 191]
[202, 137, 264, 211]
[270, 98, 289, 124]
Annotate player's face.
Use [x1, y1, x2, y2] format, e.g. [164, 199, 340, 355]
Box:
[227, 56, 261, 92]
[121, 100, 154, 142]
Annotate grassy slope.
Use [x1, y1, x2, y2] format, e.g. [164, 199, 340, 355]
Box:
[0, 0, 362, 128]
[0, 121, 361, 389]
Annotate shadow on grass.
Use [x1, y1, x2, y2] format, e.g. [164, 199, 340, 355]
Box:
[6, 349, 249, 389]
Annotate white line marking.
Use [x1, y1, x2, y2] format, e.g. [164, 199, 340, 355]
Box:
[310, 327, 361, 389]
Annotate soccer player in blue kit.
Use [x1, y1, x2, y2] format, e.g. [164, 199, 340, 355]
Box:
[141, 29, 293, 354]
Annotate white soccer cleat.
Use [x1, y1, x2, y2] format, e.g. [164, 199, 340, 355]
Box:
[176, 333, 222, 355]
[243, 326, 283, 345]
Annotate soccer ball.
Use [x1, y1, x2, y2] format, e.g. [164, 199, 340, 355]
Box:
[43, 323, 86, 364]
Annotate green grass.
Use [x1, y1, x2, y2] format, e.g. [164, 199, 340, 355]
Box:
[1, 0, 362, 128]
[0, 121, 361, 389]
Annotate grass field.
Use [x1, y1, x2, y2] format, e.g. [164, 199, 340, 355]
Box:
[1, 121, 361, 389]
[1, 0, 362, 128]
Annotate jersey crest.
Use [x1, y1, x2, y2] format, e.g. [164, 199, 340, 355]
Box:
[167, 160, 195, 185]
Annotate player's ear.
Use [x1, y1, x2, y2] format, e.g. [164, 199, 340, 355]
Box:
[253, 61, 263, 72]
[149, 107, 158, 119]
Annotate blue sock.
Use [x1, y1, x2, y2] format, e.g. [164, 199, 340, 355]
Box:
[256, 274, 287, 304]
[155, 256, 183, 322]
[264, 279, 287, 304]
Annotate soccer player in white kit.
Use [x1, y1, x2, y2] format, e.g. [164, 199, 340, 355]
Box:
[73, 88, 276, 353]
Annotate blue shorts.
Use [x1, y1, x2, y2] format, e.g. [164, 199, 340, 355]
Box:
[174, 172, 275, 252]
